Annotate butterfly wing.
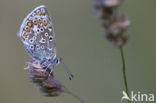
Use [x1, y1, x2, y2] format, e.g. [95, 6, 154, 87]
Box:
[18, 5, 56, 62]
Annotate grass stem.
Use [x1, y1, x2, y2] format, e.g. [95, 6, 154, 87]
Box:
[63, 86, 86, 103]
[120, 47, 131, 103]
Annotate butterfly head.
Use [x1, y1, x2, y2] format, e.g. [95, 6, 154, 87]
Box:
[53, 57, 61, 66]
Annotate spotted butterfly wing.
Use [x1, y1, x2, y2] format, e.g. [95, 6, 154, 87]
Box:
[18, 5, 74, 80]
[18, 5, 56, 64]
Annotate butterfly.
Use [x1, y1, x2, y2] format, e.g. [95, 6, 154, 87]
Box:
[18, 5, 73, 80]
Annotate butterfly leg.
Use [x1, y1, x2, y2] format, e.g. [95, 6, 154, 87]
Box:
[40, 59, 50, 72]
[48, 69, 53, 78]
[44, 66, 49, 72]
[46, 63, 54, 78]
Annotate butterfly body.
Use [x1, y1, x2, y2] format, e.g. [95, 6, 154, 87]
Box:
[18, 5, 59, 69]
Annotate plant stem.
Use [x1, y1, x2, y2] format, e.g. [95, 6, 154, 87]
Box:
[63, 86, 86, 103]
[66, 91, 86, 103]
[120, 47, 131, 103]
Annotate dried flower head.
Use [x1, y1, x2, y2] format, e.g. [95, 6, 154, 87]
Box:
[25, 61, 85, 103]
[103, 14, 130, 47]
[93, 0, 122, 19]
[26, 61, 65, 96]
[102, 0, 122, 7]
[93, 0, 130, 47]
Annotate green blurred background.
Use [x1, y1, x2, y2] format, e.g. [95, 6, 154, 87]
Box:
[0, 0, 156, 103]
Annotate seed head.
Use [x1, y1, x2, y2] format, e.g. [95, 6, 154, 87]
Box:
[93, 0, 122, 19]
[103, 14, 130, 47]
[25, 61, 65, 97]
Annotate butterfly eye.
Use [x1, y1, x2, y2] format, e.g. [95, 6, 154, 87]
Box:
[55, 59, 58, 64]
[49, 36, 53, 41]
[25, 26, 30, 32]
[54, 58, 60, 66]
[44, 33, 48, 37]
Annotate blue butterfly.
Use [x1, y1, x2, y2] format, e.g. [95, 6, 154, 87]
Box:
[18, 5, 73, 80]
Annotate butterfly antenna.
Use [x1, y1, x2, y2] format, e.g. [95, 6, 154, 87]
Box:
[60, 59, 74, 80]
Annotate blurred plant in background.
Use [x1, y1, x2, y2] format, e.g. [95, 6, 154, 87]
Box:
[93, 0, 131, 103]
[93, 0, 130, 47]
